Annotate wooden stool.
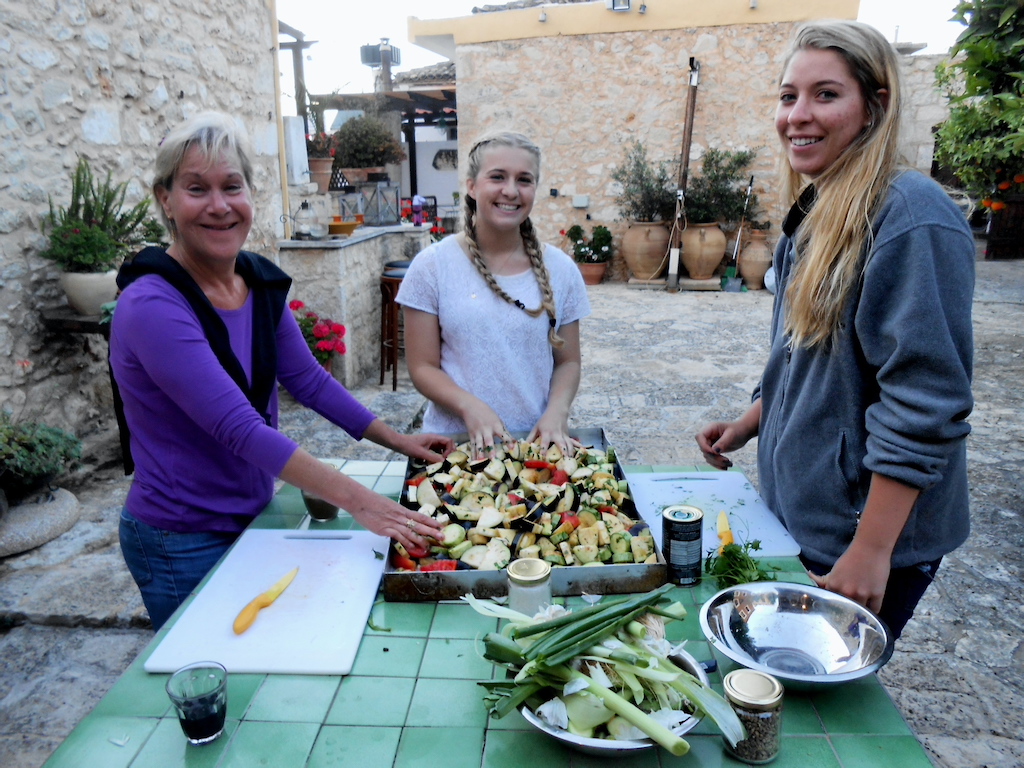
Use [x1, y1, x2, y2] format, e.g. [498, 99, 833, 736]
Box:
[379, 273, 405, 390]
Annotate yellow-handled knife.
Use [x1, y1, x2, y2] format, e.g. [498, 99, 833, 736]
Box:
[232, 567, 299, 635]
[716, 510, 735, 555]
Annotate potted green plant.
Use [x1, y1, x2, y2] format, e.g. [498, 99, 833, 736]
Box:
[40, 157, 152, 315]
[610, 141, 676, 280]
[679, 148, 757, 280]
[0, 411, 82, 505]
[563, 224, 613, 284]
[289, 299, 347, 372]
[305, 131, 338, 193]
[934, 0, 1024, 258]
[332, 115, 407, 183]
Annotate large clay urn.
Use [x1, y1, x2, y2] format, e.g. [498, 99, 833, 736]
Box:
[621, 221, 670, 281]
[738, 230, 773, 290]
[680, 223, 727, 280]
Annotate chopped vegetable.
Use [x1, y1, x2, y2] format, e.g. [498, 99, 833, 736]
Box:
[466, 585, 745, 754]
[716, 510, 735, 554]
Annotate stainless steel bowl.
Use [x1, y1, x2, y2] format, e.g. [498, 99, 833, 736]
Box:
[519, 648, 709, 756]
[699, 582, 894, 689]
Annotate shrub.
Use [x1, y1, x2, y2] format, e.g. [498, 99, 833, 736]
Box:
[332, 116, 406, 168]
[0, 412, 82, 503]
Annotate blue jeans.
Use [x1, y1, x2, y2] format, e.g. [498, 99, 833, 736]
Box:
[119, 508, 238, 631]
[799, 554, 942, 640]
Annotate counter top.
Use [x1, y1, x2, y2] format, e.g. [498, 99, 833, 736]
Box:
[42, 462, 933, 768]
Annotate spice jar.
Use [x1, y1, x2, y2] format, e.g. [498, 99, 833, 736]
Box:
[506, 558, 552, 617]
[722, 669, 784, 764]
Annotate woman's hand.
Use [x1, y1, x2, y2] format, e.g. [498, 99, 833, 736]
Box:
[462, 400, 509, 458]
[526, 415, 578, 457]
[695, 402, 761, 469]
[806, 545, 890, 615]
[390, 432, 453, 464]
[349, 495, 444, 555]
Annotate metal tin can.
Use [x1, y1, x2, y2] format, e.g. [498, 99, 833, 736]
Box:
[662, 504, 704, 585]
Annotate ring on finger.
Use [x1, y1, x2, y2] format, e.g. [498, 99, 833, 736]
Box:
[406, 518, 417, 530]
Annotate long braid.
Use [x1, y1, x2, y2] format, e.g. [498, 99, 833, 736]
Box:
[461, 129, 561, 348]
[520, 218, 563, 348]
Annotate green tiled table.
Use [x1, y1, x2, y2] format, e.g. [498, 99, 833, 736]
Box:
[43, 462, 933, 768]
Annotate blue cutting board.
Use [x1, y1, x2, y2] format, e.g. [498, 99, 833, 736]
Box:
[625, 471, 800, 558]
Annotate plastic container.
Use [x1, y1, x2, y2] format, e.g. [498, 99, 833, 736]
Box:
[722, 669, 784, 764]
[506, 558, 552, 617]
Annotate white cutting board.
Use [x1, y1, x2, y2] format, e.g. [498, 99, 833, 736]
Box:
[625, 471, 800, 558]
[144, 529, 389, 675]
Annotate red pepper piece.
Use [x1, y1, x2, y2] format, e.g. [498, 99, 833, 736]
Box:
[550, 469, 570, 486]
[420, 560, 458, 572]
[524, 460, 554, 469]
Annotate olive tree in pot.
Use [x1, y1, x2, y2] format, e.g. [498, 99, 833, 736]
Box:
[332, 115, 407, 184]
[611, 141, 677, 280]
[680, 148, 757, 280]
[40, 157, 157, 315]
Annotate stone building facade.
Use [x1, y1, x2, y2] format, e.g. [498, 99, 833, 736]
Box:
[0, 0, 281, 445]
[413, 1, 953, 273]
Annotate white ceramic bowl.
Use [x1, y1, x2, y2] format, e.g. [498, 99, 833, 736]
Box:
[519, 648, 709, 756]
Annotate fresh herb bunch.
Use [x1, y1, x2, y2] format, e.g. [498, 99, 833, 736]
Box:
[704, 539, 779, 588]
[289, 300, 347, 365]
[0, 411, 82, 503]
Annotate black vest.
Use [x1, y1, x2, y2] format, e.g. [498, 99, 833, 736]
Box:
[111, 247, 292, 474]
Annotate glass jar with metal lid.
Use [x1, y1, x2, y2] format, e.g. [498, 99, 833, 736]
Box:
[506, 558, 552, 617]
[722, 669, 784, 764]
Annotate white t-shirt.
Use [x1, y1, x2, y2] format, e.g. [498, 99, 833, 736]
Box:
[396, 236, 591, 434]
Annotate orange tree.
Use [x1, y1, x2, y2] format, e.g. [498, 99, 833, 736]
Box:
[934, 0, 1024, 211]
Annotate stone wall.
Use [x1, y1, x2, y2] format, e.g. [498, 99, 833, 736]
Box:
[277, 227, 430, 389]
[455, 26, 951, 273]
[0, 0, 281, 444]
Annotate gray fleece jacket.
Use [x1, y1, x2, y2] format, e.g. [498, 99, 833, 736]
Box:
[756, 171, 974, 568]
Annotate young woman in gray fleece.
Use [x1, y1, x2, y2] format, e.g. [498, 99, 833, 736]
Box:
[696, 20, 974, 640]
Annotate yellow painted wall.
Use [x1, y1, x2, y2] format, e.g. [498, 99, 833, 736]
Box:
[410, 0, 859, 56]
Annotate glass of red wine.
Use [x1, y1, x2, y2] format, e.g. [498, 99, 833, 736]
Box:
[166, 661, 227, 745]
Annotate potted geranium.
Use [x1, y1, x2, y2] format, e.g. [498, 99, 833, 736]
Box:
[332, 115, 406, 184]
[563, 224, 613, 285]
[289, 300, 347, 371]
[40, 157, 152, 315]
[610, 141, 676, 280]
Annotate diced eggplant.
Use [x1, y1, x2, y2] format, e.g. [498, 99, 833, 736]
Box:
[480, 539, 511, 570]
[518, 544, 541, 560]
[483, 458, 506, 482]
[449, 505, 481, 522]
[545, 444, 563, 463]
[477, 506, 505, 529]
[417, 480, 443, 510]
[425, 460, 445, 475]
[558, 540, 575, 565]
[444, 450, 470, 469]
[461, 491, 495, 510]
[460, 544, 488, 569]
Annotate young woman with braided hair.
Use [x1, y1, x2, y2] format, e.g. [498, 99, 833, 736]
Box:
[398, 131, 590, 456]
[696, 21, 974, 640]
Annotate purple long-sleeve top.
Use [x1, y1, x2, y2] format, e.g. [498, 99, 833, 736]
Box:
[109, 274, 375, 533]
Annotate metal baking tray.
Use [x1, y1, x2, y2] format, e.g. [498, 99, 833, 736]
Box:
[382, 428, 667, 602]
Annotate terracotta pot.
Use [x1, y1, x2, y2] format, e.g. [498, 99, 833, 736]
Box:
[338, 167, 385, 184]
[738, 231, 773, 289]
[308, 157, 334, 194]
[59, 270, 118, 316]
[680, 223, 727, 280]
[576, 261, 608, 285]
[621, 221, 669, 280]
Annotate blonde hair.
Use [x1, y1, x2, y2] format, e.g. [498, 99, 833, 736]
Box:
[463, 131, 563, 348]
[780, 20, 903, 348]
[153, 112, 254, 235]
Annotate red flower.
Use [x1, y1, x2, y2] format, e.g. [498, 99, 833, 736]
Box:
[330, 323, 346, 337]
[312, 321, 332, 339]
[316, 339, 335, 352]
[334, 341, 347, 355]
[289, 299, 305, 311]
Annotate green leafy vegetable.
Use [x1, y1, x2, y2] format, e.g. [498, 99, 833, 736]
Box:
[704, 540, 779, 588]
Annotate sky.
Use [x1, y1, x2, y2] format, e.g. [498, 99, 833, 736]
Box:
[275, 0, 965, 109]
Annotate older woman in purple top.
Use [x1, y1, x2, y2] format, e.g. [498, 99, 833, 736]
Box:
[110, 112, 450, 630]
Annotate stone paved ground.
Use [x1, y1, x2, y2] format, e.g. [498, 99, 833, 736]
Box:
[0, 257, 1021, 767]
